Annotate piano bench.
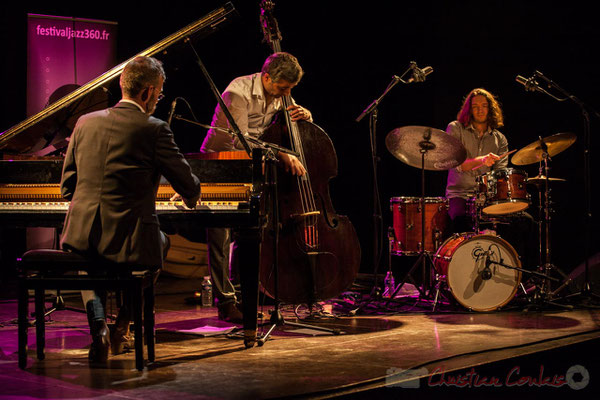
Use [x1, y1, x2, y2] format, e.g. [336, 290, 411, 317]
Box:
[17, 249, 156, 371]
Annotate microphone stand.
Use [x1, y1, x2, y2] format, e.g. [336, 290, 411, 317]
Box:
[533, 71, 600, 305]
[484, 257, 570, 310]
[256, 148, 341, 346]
[183, 37, 267, 346]
[172, 116, 300, 157]
[354, 64, 413, 307]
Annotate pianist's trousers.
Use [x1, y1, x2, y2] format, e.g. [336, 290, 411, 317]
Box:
[206, 227, 237, 306]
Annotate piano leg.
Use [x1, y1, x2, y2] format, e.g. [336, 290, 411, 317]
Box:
[233, 226, 262, 348]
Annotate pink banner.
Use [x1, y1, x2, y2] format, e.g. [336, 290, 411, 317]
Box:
[27, 14, 117, 116]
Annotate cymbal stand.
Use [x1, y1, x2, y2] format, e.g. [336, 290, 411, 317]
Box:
[532, 71, 600, 304]
[386, 134, 437, 305]
[535, 163, 545, 274]
[531, 140, 571, 304]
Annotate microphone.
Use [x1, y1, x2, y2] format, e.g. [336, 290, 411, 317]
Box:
[480, 251, 493, 280]
[408, 63, 434, 83]
[515, 75, 539, 92]
[167, 98, 178, 125]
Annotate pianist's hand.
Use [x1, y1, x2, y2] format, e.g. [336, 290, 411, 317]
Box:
[170, 192, 199, 209]
[182, 194, 200, 209]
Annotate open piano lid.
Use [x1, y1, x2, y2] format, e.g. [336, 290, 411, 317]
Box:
[0, 2, 237, 155]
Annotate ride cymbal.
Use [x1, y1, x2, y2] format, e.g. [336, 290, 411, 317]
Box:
[511, 132, 576, 165]
[385, 126, 466, 171]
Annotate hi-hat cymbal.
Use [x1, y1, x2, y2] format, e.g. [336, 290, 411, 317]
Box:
[385, 126, 466, 171]
[526, 174, 566, 185]
[511, 132, 576, 165]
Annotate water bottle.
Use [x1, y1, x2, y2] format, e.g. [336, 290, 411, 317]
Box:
[201, 276, 213, 307]
[383, 271, 395, 298]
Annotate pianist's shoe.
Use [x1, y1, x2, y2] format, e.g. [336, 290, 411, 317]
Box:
[89, 319, 110, 364]
[218, 302, 243, 323]
[111, 318, 133, 355]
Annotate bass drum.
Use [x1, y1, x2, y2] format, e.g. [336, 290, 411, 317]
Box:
[434, 233, 521, 311]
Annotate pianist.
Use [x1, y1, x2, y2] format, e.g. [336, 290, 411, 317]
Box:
[59, 56, 200, 364]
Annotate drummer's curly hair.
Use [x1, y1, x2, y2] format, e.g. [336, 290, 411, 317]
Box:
[457, 88, 504, 129]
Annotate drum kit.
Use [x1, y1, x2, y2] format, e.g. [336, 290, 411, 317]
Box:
[384, 126, 576, 312]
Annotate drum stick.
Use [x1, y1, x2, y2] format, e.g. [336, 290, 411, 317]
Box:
[472, 149, 517, 170]
[499, 149, 517, 159]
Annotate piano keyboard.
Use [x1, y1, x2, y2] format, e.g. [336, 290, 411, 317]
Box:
[0, 183, 252, 212]
[0, 201, 244, 212]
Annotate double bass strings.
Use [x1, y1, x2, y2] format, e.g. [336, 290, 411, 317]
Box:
[283, 96, 319, 249]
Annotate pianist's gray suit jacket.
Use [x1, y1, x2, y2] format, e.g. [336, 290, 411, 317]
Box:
[60, 101, 200, 268]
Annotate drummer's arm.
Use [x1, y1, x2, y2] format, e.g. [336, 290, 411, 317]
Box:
[458, 155, 501, 172]
[454, 130, 507, 171]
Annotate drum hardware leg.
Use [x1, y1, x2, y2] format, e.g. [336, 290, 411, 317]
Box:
[385, 254, 426, 302]
[347, 228, 394, 314]
[488, 258, 572, 310]
[518, 282, 529, 297]
[549, 275, 572, 298]
[384, 143, 441, 307]
[431, 274, 451, 312]
[432, 277, 441, 312]
[530, 149, 593, 305]
[385, 252, 435, 307]
[382, 230, 396, 299]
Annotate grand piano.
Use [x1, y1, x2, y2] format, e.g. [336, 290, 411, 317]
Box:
[0, 2, 265, 346]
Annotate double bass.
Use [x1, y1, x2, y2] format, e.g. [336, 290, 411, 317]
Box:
[258, 1, 361, 304]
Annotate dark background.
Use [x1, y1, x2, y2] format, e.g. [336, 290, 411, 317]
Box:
[1, 1, 599, 280]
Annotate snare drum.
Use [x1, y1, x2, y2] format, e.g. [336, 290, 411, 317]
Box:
[390, 197, 449, 255]
[433, 233, 521, 311]
[477, 168, 529, 215]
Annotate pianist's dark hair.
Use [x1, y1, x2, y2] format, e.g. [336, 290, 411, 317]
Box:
[261, 52, 304, 84]
[457, 88, 504, 129]
[120, 56, 166, 97]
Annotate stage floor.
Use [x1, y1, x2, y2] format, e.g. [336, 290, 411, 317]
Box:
[1, 275, 599, 399]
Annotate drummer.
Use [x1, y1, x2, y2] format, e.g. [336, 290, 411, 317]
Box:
[445, 87, 507, 233]
[444, 88, 537, 269]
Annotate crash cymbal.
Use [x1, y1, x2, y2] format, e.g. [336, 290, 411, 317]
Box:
[511, 132, 576, 165]
[385, 126, 466, 171]
[526, 174, 566, 185]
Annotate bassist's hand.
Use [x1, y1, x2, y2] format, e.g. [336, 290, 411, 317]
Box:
[287, 105, 312, 122]
[279, 152, 306, 176]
